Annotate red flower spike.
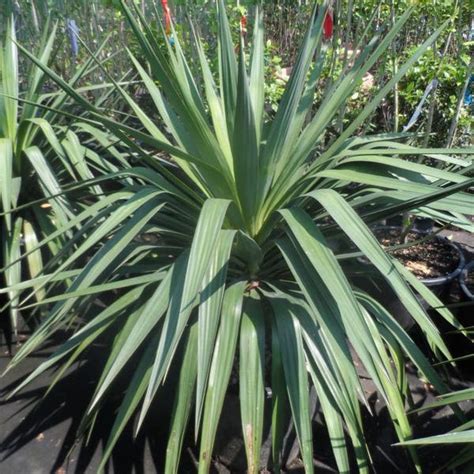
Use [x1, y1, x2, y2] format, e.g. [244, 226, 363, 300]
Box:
[161, 0, 171, 35]
[240, 15, 247, 33]
[323, 9, 333, 40]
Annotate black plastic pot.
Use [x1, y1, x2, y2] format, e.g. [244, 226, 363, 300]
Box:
[416, 238, 464, 296]
[459, 261, 474, 301]
[352, 227, 464, 330]
[375, 226, 465, 296]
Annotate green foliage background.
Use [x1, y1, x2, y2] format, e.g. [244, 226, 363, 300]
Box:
[2, 0, 472, 146]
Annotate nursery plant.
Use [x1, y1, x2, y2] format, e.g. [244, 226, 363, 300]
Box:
[0, 18, 75, 342]
[0, 18, 126, 344]
[5, 1, 474, 472]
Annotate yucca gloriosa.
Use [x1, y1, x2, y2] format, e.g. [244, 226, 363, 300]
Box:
[4, 1, 474, 472]
[0, 16, 136, 342]
[0, 19, 83, 341]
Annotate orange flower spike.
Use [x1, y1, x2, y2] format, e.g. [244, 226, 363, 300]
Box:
[240, 14, 247, 33]
[161, 0, 171, 36]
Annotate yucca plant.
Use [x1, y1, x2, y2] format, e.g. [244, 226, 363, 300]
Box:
[5, 1, 474, 472]
[0, 18, 75, 343]
[0, 17, 134, 344]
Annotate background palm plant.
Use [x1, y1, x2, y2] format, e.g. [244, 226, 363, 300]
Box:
[4, 1, 474, 472]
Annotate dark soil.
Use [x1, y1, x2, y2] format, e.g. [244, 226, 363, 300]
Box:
[464, 268, 474, 294]
[375, 228, 460, 279]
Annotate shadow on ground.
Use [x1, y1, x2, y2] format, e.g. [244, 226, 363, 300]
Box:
[0, 331, 197, 474]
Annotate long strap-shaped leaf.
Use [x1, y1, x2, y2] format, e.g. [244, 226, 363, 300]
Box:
[315, 166, 474, 215]
[15, 41, 217, 174]
[6, 283, 147, 393]
[348, 177, 474, 228]
[198, 280, 246, 474]
[306, 353, 351, 474]
[6, 84, 206, 205]
[88, 258, 182, 413]
[280, 207, 419, 452]
[19, 23, 57, 128]
[249, 6, 265, 143]
[356, 291, 449, 394]
[165, 321, 199, 474]
[270, 297, 314, 474]
[216, 0, 238, 136]
[10, 190, 165, 365]
[270, 314, 290, 473]
[239, 292, 265, 474]
[268, 290, 369, 472]
[0, 139, 13, 231]
[126, 46, 235, 199]
[294, 8, 412, 173]
[280, 208, 388, 392]
[233, 38, 260, 234]
[288, 295, 370, 472]
[398, 430, 474, 446]
[358, 304, 420, 469]
[138, 199, 231, 429]
[129, 2, 237, 190]
[417, 388, 474, 410]
[308, 189, 452, 361]
[392, 261, 465, 335]
[97, 328, 162, 473]
[17, 271, 168, 308]
[22, 219, 45, 303]
[316, 20, 447, 168]
[270, 44, 328, 189]
[192, 28, 233, 167]
[0, 191, 134, 275]
[275, 238, 367, 412]
[260, 2, 326, 197]
[127, 50, 213, 191]
[0, 19, 18, 142]
[24, 146, 74, 224]
[338, 156, 470, 184]
[195, 230, 236, 433]
[3, 218, 22, 337]
[334, 144, 473, 167]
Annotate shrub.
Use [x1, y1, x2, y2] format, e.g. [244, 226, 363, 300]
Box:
[6, 1, 474, 472]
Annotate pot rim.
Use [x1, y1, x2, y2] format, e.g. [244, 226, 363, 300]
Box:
[459, 261, 474, 301]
